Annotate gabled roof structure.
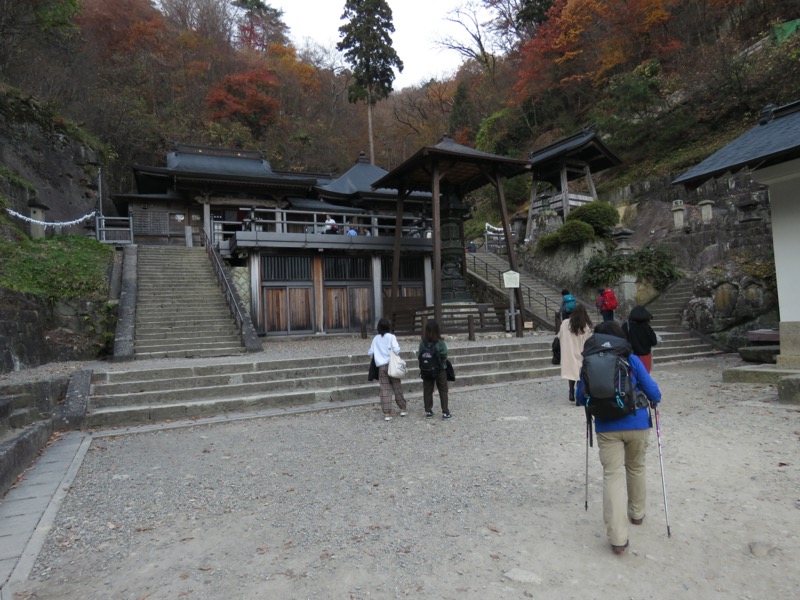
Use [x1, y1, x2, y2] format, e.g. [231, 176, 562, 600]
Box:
[527, 127, 622, 186]
[672, 100, 800, 188]
[315, 152, 429, 209]
[373, 135, 530, 327]
[129, 144, 317, 197]
[373, 135, 529, 193]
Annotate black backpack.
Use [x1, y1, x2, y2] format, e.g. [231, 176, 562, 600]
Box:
[580, 333, 640, 420]
[418, 341, 440, 380]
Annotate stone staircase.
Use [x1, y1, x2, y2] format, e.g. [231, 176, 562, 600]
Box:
[466, 252, 596, 327]
[86, 329, 723, 429]
[88, 341, 560, 428]
[135, 246, 247, 359]
[645, 277, 695, 331]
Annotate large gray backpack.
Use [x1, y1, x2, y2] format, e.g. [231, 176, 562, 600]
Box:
[581, 334, 638, 420]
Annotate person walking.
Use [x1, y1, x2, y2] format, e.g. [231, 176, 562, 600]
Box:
[577, 320, 662, 554]
[418, 319, 451, 419]
[560, 289, 577, 321]
[622, 305, 659, 373]
[368, 318, 408, 421]
[596, 288, 617, 322]
[557, 303, 593, 403]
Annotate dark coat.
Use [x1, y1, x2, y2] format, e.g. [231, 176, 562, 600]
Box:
[622, 306, 658, 356]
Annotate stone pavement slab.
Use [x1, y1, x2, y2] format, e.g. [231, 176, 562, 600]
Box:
[0, 431, 90, 600]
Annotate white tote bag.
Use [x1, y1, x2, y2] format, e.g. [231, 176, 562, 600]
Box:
[387, 350, 408, 379]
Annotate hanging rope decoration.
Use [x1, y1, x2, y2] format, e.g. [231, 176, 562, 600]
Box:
[4, 208, 96, 228]
[484, 222, 504, 233]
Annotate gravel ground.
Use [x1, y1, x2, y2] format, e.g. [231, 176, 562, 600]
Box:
[11, 353, 800, 600]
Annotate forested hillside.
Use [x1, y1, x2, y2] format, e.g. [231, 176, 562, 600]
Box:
[1, 0, 799, 211]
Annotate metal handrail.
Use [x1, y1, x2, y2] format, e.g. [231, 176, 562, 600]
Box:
[202, 229, 247, 330]
[465, 252, 559, 323]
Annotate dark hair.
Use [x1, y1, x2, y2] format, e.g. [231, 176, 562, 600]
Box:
[561, 289, 569, 296]
[377, 318, 391, 336]
[568, 304, 593, 335]
[423, 319, 441, 343]
[594, 320, 626, 339]
[597, 288, 605, 295]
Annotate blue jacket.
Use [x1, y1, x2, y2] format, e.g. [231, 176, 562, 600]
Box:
[576, 353, 661, 432]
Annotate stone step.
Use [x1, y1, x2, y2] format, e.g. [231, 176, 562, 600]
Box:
[86, 363, 562, 429]
[134, 347, 249, 360]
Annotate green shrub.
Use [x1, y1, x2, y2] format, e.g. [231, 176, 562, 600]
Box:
[558, 219, 595, 245]
[634, 246, 683, 290]
[566, 202, 619, 237]
[535, 232, 561, 253]
[581, 245, 681, 291]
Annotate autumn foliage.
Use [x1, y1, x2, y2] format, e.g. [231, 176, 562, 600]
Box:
[206, 70, 280, 137]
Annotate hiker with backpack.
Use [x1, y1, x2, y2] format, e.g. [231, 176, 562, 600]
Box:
[622, 305, 659, 373]
[417, 319, 451, 419]
[595, 288, 618, 322]
[557, 304, 593, 403]
[560, 289, 577, 321]
[368, 318, 408, 421]
[577, 320, 662, 555]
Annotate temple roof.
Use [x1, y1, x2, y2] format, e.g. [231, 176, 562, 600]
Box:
[317, 152, 430, 201]
[372, 135, 530, 194]
[527, 128, 622, 185]
[672, 100, 800, 188]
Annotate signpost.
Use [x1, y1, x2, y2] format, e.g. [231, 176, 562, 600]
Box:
[502, 270, 520, 331]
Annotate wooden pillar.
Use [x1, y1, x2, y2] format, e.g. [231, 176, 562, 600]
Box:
[432, 165, 442, 324]
[525, 179, 539, 241]
[492, 170, 525, 335]
[313, 255, 324, 333]
[584, 165, 598, 201]
[560, 162, 570, 217]
[391, 186, 406, 311]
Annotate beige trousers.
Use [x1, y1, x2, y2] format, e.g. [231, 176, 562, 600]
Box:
[597, 429, 650, 547]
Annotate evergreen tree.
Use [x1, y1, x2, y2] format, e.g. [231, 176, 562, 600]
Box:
[337, 0, 403, 164]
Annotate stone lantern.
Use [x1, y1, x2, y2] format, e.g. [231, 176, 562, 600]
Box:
[671, 199, 685, 230]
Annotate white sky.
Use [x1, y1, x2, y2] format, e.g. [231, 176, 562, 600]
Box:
[274, 0, 473, 90]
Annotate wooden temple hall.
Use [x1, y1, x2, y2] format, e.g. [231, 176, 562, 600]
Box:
[112, 133, 619, 337]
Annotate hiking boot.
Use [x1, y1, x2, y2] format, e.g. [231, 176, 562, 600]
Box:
[425, 411, 434, 418]
[441, 412, 452, 420]
[630, 516, 645, 525]
[611, 541, 629, 554]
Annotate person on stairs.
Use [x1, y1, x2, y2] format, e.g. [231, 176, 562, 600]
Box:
[557, 303, 593, 403]
[622, 305, 659, 373]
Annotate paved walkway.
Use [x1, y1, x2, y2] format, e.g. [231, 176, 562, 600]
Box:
[0, 431, 90, 600]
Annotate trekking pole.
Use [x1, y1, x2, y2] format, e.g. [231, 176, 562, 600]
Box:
[584, 417, 590, 511]
[653, 403, 671, 537]
[584, 408, 592, 511]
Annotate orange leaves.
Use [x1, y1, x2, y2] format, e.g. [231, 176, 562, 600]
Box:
[515, 0, 676, 102]
[206, 69, 280, 137]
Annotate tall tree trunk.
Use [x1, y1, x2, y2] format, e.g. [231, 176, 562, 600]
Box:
[367, 87, 375, 164]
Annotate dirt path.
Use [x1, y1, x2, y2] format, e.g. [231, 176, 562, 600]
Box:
[14, 355, 800, 600]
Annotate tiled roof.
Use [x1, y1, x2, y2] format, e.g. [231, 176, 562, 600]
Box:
[672, 100, 800, 187]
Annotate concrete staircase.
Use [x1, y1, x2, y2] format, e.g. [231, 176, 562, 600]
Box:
[88, 341, 560, 428]
[135, 246, 247, 359]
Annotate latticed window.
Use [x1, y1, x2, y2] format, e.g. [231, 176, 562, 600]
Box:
[381, 256, 424, 281]
[262, 256, 312, 281]
[324, 256, 370, 281]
